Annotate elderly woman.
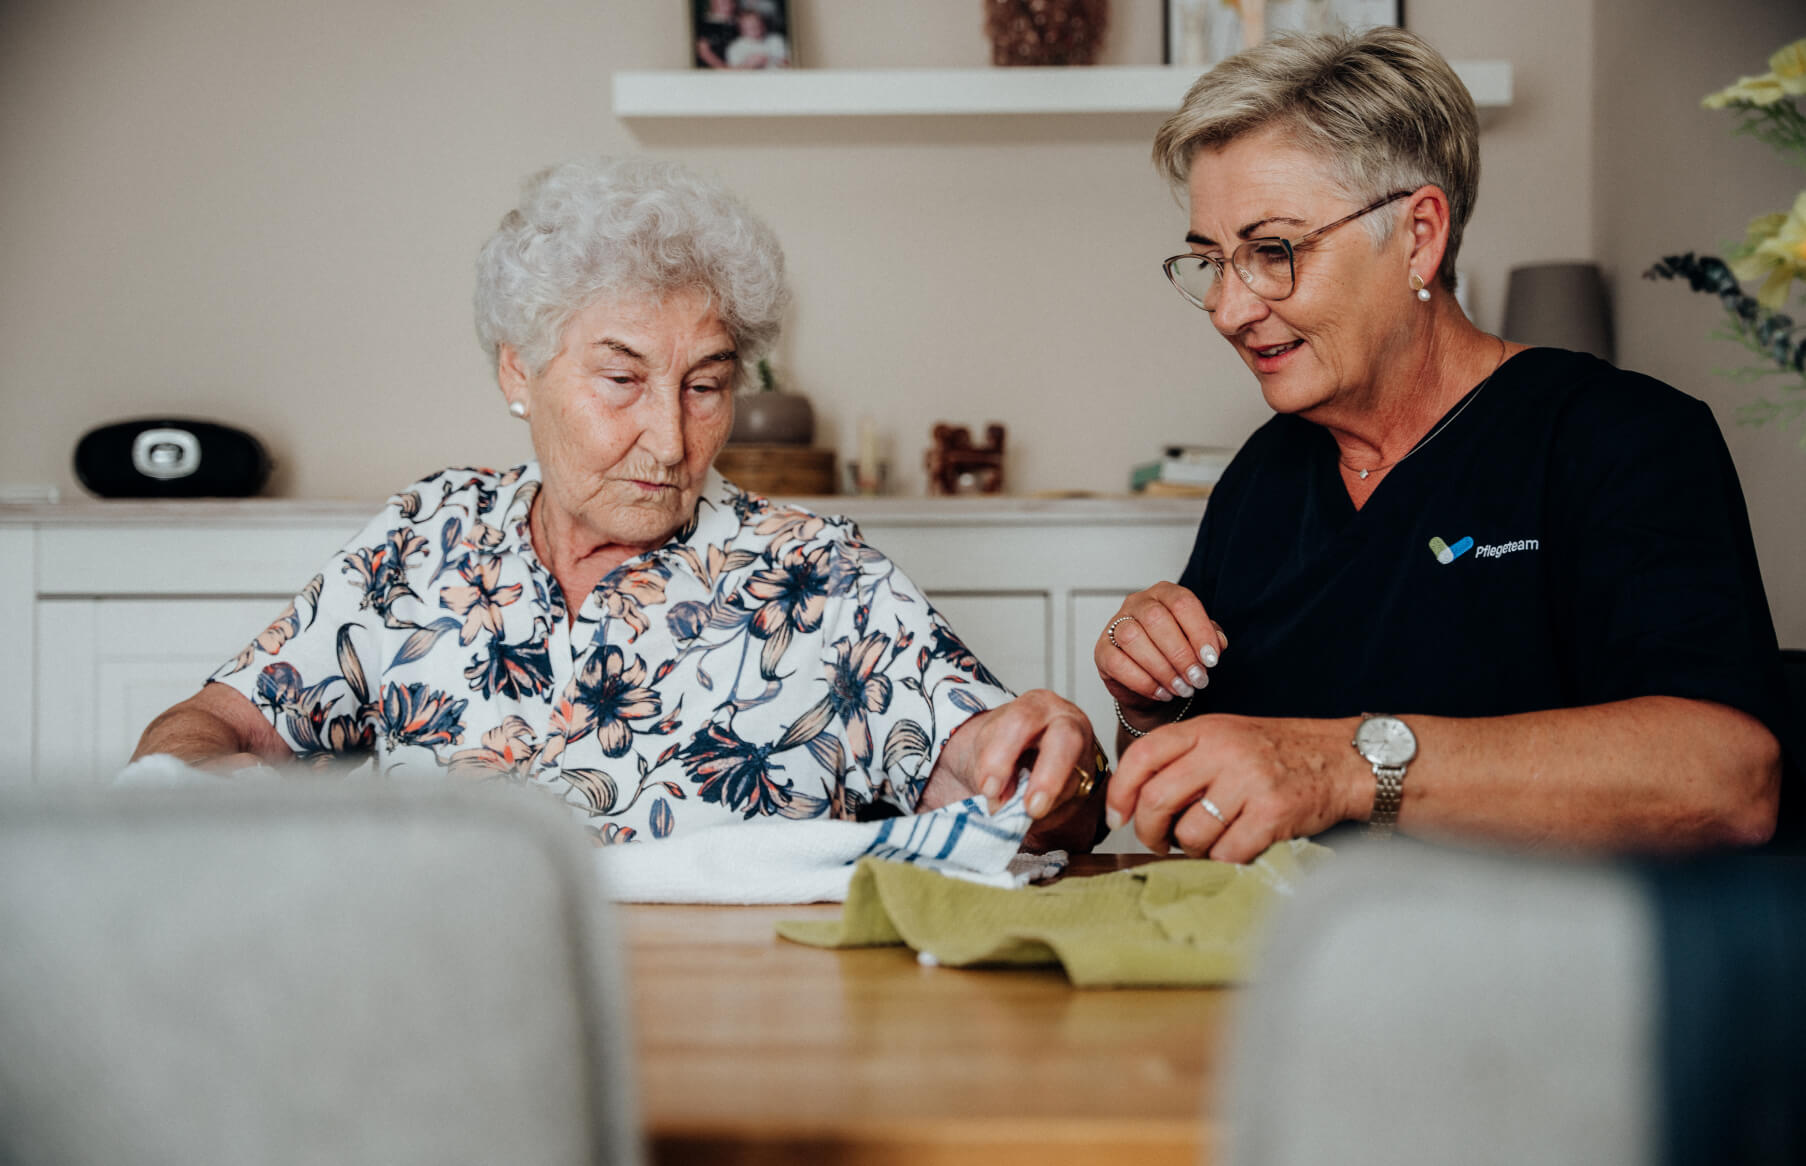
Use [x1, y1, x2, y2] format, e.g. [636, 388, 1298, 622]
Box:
[1099, 29, 1789, 861]
[135, 157, 1103, 851]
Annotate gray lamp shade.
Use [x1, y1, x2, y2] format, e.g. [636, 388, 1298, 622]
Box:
[1502, 262, 1615, 363]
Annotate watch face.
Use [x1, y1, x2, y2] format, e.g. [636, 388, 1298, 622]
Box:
[1356, 716, 1417, 766]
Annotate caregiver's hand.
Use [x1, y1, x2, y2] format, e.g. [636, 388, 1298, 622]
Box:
[921, 689, 1105, 852]
[1107, 714, 1359, 864]
[1094, 583, 1227, 728]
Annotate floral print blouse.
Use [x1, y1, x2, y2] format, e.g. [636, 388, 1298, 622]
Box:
[211, 464, 1013, 843]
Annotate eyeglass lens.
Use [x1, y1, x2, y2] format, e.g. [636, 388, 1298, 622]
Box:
[1168, 241, 1296, 309]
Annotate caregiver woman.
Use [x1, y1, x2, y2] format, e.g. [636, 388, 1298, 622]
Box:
[136, 156, 1104, 851]
[1099, 28, 1788, 861]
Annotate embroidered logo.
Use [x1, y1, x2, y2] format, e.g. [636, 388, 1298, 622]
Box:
[1474, 539, 1540, 559]
[1430, 536, 1541, 565]
[1428, 535, 1473, 565]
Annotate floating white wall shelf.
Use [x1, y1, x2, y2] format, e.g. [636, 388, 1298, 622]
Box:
[613, 62, 1512, 119]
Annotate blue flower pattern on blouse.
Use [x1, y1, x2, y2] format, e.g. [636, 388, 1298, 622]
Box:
[211, 464, 1013, 844]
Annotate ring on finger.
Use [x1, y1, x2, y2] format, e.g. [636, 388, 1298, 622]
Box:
[1106, 615, 1136, 649]
[1199, 795, 1227, 825]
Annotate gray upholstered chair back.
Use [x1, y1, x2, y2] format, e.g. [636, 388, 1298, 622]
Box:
[0, 784, 643, 1166]
[1223, 842, 1806, 1166]
[1223, 842, 1654, 1166]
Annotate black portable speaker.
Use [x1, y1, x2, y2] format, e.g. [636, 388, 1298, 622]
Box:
[74, 418, 273, 498]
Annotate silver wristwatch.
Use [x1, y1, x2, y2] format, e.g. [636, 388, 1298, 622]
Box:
[1352, 714, 1417, 838]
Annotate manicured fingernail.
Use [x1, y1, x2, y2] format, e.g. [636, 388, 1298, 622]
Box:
[1200, 645, 1219, 668]
[1186, 665, 1207, 688]
[1170, 677, 1195, 698]
[1026, 790, 1050, 818]
[1155, 687, 1173, 702]
[1106, 807, 1124, 831]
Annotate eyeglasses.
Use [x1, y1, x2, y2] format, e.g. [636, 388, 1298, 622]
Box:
[1162, 189, 1416, 312]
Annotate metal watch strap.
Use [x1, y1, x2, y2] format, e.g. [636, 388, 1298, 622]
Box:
[1369, 763, 1406, 837]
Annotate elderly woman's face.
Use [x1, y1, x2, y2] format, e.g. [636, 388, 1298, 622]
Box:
[511, 287, 737, 551]
[1185, 126, 1413, 418]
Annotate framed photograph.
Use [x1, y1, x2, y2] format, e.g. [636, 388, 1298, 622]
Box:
[1165, 0, 1402, 68]
[692, 0, 793, 70]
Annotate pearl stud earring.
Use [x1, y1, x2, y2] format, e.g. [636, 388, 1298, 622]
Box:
[508, 400, 528, 419]
[1410, 273, 1431, 302]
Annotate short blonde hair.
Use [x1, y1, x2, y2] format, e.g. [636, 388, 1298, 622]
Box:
[1152, 27, 1479, 291]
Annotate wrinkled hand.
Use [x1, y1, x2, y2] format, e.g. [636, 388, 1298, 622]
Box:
[1095, 583, 1226, 731]
[922, 689, 1105, 852]
[1107, 714, 1359, 863]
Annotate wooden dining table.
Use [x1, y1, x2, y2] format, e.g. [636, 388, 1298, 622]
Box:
[623, 854, 1232, 1166]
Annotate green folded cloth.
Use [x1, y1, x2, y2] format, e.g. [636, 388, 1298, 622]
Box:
[776, 839, 1331, 988]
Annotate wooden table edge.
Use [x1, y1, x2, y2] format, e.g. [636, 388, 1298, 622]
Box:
[650, 1114, 1214, 1165]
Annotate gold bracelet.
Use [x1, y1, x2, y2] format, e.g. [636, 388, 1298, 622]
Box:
[1113, 694, 1193, 739]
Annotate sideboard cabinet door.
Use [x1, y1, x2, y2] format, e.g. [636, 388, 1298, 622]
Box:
[924, 591, 1051, 695]
[35, 597, 288, 784]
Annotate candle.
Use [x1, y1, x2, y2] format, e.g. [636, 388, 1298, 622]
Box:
[1241, 0, 1265, 49]
[858, 417, 880, 491]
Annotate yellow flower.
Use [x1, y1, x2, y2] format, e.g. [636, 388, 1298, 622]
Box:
[1731, 211, 1789, 258]
[1703, 72, 1790, 108]
[1728, 191, 1806, 310]
[1769, 38, 1806, 95]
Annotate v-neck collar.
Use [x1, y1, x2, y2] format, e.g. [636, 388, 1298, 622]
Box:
[1310, 353, 1520, 523]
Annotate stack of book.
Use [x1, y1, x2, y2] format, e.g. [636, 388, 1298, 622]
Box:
[1129, 445, 1235, 498]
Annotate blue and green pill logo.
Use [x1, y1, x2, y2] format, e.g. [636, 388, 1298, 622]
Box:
[1429, 535, 1474, 565]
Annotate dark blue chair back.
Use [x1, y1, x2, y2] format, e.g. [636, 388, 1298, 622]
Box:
[1775, 649, 1804, 849]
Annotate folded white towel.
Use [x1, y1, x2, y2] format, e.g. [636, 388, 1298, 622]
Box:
[597, 783, 1067, 904]
[113, 753, 282, 787]
[113, 755, 1066, 904]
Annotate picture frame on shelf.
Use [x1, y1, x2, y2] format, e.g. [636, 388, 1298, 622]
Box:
[1164, 0, 1402, 69]
[692, 0, 793, 70]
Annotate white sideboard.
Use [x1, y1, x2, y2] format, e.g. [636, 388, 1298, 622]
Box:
[0, 495, 1204, 789]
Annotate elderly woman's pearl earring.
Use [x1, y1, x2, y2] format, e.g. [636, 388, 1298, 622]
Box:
[1410, 273, 1431, 302]
[508, 400, 528, 419]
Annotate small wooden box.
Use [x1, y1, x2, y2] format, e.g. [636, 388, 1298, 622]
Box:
[714, 444, 837, 496]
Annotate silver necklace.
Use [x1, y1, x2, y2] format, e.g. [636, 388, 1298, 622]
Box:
[1341, 338, 1508, 480]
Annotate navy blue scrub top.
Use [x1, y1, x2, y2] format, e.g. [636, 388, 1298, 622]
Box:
[1177, 347, 1787, 753]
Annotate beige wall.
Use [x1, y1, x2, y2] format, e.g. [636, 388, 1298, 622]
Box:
[0, 0, 1588, 505]
[37, 3, 1790, 638]
[1592, 0, 1804, 646]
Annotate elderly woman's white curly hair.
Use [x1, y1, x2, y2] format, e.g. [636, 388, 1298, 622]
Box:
[474, 156, 790, 385]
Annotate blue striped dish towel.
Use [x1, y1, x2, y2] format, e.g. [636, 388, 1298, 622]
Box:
[597, 783, 1067, 904]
